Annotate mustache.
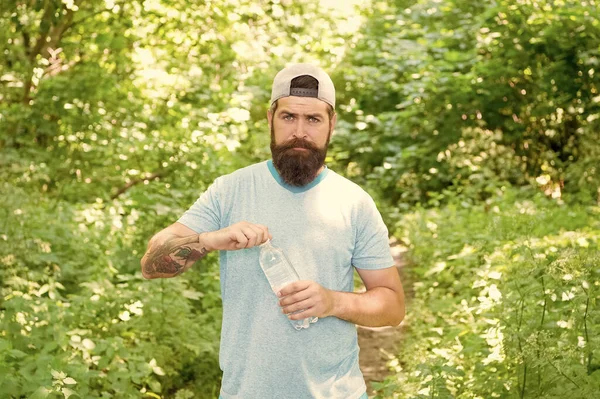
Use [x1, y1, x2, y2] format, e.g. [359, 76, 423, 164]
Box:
[275, 137, 319, 151]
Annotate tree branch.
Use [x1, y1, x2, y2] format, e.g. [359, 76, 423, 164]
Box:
[69, 1, 128, 29]
[28, 1, 55, 63]
[546, 358, 580, 389]
[111, 172, 164, 200]
[21, 1, 54, 103]
[22, 29, 31, 51]
[22, 0, 84, 103]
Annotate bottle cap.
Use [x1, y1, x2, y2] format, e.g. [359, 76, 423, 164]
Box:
[259, 239, 271, 247]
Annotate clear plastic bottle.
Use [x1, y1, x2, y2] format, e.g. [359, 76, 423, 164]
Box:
[258, 239, 318, 330]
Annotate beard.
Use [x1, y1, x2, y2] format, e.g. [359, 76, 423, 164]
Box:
[270, 125, 331, 187]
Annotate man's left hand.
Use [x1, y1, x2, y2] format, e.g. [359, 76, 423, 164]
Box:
[277, 280, 335, 320]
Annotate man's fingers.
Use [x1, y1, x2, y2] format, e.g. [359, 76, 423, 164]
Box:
[279, 289, 312, 307]
[222, 222, 272, 250]
[277, 280, 311, 298]
[247, 225, 265, 248]
[233, 230, 248, 249]
[288, 306, 315, 320]
[217, 222, 272, 251]
[238, 226, 256, 248]
[233, 223, 271, 249]
[281, 297, 313, 315]
[256, 224, 272, 243]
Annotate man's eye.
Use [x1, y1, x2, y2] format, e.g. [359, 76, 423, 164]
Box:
[308, 117, 320, 123]
[283, 115, 294, 121]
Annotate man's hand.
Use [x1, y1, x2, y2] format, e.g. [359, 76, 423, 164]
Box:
[201, 221, 272, 251]
[277, 281, 335, 320]
[141, 221, 271, 280]
[277, 267, 405, 327]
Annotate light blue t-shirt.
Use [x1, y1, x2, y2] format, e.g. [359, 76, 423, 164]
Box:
[178, 160, 394, 399]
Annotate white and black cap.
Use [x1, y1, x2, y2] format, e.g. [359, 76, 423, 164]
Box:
[270, 63, 336, 108]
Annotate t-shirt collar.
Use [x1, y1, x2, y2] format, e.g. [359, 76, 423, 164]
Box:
[267, 160, 329, 193]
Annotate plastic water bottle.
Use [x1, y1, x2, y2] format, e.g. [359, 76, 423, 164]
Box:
[258, 239, 318, 330]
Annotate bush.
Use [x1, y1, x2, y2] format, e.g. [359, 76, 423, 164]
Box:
[372, 190, 600, 398]
[0, 184, 222, 398]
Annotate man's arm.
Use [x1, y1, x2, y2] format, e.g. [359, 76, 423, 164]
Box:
[141, 223, 208, 279]
[278, 266, 405, 327]
[141, 221, 271, 279]
[331, 267, 405, 326]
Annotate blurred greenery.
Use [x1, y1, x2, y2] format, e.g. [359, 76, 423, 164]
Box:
[1, 0, 599, 398]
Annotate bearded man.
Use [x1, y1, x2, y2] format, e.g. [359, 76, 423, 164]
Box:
[141, 64, 405, 399]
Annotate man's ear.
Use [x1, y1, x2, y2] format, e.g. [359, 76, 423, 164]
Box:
[330, 112, 337, 132]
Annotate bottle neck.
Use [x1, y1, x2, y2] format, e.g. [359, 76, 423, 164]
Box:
[259, 239, 272, 248]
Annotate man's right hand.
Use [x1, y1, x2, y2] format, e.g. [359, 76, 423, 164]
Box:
[200, 221, 272, 251]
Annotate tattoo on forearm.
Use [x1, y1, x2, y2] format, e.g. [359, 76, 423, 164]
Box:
[143, 240, 208, 277]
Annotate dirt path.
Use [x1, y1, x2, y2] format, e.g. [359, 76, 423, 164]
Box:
[357, 240, 410, 396]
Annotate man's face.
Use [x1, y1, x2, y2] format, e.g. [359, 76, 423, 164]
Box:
[267, 96, 337, 187]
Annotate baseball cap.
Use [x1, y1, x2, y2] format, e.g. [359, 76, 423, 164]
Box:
[270, 63, 336, 108]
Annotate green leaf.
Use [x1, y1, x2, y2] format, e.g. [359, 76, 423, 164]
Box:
[61, 387, 78, 399]
[151, 365, 166, 376]
[8, 349, 27, 358]
[29, 387, 51, 399]
[148, 379, 162, 393]
[182, 289, 204, 300]
[51, 370, 67, 380]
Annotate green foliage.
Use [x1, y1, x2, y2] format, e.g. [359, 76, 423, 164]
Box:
[0, 183, 223, 398]
[372, 190, 600, 398]
[0, 0, 341, 203]
[1, 1, 345, 396]
[328, 2, 600, 397]
[329, 0, 600, 209]
[2, 0, 600, 397]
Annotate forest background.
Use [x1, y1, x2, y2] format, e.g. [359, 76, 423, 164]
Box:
[1, 0, 599, 398]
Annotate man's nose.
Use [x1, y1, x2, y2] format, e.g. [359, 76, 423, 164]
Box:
[292, 118, 307, 139]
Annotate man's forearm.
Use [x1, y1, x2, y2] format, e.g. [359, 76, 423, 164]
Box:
[330, 287, 405, 327]
[141, 233, 210, 279]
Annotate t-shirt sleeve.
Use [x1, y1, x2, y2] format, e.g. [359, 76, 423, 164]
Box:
[177, 177, 223, 233]
[351, 195, 394, 270]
